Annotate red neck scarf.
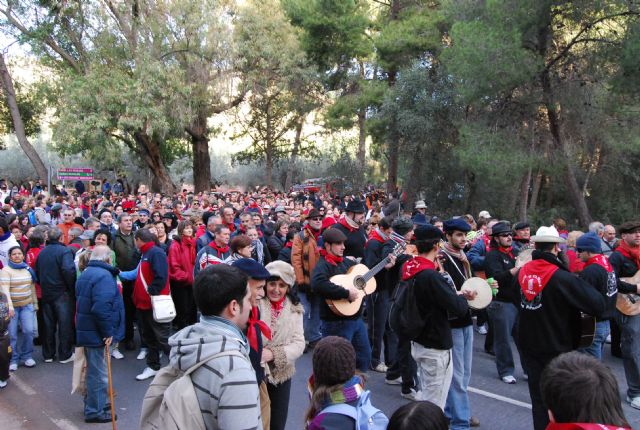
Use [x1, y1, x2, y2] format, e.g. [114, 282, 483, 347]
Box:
[320, 249, 344, 266]
[402, 256, 437, 280]
[270, 295, 287, 321]
[585, 254, 613, 273]
[305, 225, 321, 241]
[139, 241, 154, 254]
[546, 423, 631, 430]
[284, 241, 293, 249]
[208, 241, 229, 257]
[616, 240, 640, 269]
[182, 236, 196, 263]
[518, 259, 559, 301]
[498, 246, 515, 260]
[338, 217, 358, 232]
[225, 221, 236, 233]
[367, 229, 387, 245]
[246, 306, 271, 352]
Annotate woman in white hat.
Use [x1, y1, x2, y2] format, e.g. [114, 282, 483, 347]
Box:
[259, 261, 305, 430]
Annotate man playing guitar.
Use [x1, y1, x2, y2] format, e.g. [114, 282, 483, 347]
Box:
[311, 228, 395, 372]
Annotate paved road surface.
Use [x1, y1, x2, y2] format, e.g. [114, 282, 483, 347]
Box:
[1, 329, 639, 429]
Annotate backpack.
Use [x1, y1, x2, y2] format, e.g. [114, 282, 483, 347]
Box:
[140, 350, 245, 430]
[321, 390, 389, 430]
[388, 278, 428, 341]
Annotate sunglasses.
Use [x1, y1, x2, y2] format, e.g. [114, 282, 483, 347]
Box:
[309, 217, 323, 221]
[497, 233, 513, 238]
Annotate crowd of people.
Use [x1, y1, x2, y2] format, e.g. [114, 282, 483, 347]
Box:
[0, 179, 636, 429]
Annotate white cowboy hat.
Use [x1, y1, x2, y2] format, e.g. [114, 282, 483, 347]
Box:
[415, 200, 427, 209]
[530, 225, 566, 243]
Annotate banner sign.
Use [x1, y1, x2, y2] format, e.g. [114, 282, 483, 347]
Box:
[58, 168, 94, 181]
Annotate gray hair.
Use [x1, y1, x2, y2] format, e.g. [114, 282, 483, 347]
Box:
[69, 227, 84, 239]
[588, 222, 605, 234]
[90, 245, 112, 263]
[117, 213, 132, 223]
[48, 227, 62, 241]
[84, 217, 100, 230]
[207, 214, 221, 226]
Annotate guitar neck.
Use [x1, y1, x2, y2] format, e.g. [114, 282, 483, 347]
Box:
[361, 256, 391, 283]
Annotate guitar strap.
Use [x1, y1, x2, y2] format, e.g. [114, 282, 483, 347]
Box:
[441, 250, 469, 283]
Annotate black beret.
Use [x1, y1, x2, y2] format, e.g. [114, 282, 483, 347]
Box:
[231, 258, 271, 280]
[514, 221, 530, 231]
[323, 228, 348, 244]
[414, 224, 444, 241]
[443, 218, 471, 233]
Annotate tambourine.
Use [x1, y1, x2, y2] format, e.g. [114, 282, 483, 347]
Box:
[461, 277, 493, 310]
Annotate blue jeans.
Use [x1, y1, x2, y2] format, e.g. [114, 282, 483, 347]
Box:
[84, 346, 111, 420]
[322, 318, 371, 371]
[445, 325, 473, 429]
[487, 301, 519, 377]
[299, 292, 322, 343]
[41, 293, 74, 361]
[8, 304, 35, 364]
[579, 320, 610, 360]
[618, 313, 640, 398]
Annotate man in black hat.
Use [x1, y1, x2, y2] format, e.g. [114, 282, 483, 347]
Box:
[439, 218, 478, 429]
[484, 222, 521, 384]
[332, 199, 367, 261]
[406, 224, 473, 409]
[311, 228, 395, 372]
[609, 220, 640, 410]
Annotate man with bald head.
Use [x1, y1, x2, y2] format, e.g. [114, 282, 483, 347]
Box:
[602, 224, 619, 257]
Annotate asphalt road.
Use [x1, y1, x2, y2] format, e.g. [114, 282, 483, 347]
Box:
[1, 328, 639, 430]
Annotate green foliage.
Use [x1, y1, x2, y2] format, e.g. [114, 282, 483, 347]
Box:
[0, 80, 46, 142]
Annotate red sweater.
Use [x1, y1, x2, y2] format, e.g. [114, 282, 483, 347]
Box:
[168, 237, 196, 287]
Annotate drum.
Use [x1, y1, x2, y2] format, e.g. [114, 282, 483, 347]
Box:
[461, 277, 493, 310]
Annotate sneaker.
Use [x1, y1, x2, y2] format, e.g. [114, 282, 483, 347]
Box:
[372, 363, 388, 373]
[401, 388, 421, 401]
[501, 375, 517, 384]
[44, 358, 53, 363]
[85, 415, 117, 424]
[136, 367, 158, 381]
[111, 348, 124, 360]
[24, 358, 36, 368]
[476, 324, 488, 335]
[385, 376, 402, 385]
[605, 334, 612, 344]
[59, 353, 75, 364]
[470, 416, 480, 427]
[137, 348, 148, 360]
[9, 363, 17, 371]
[626, 396, 640, 410]
[0, 379, 6, 388]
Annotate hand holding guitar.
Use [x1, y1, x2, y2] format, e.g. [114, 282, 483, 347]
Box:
[347, 287, 359, 302]
[384, 254, 397, 269]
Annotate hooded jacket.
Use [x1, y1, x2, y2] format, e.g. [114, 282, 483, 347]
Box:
[517, 251, 607, 358]
[168, 317, 262, 430]
[132, 242, 170, 311]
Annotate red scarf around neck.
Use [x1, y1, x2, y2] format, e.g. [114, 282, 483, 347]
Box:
[402, 256, 437, 281]
[616, 240, 640, 269]
[338, 216, 358, 232]
[585, 254, 613, 273]
[320, 249, 344, 266]
[305, 225, 321, 241]
[208, 241, 229, 257]
[367, 229, 386, 245]
[246, 306, 271, 352]
[498, 246, 515, 260]
[518, 259, 559, 301]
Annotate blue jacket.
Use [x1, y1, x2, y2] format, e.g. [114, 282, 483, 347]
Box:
[35, 240, 77, 303]
[467, 239, 487, 272]
[75, 261, 125, 347]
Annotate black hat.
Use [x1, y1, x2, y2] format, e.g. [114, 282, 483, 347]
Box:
[414, 224, 444, 241]
[312, 336, 356, 386]
[412, 213, 429, 226]
[345, 199, 365, 214]
[514, 221, 530, 231]
[322, 228, 347, 244]
[231, 258, 271, 280]
[490, 222, 512, 236]
[306, 208, 322, 219]
[392, 216, 414, 236]
[619, 220, 640, 234]
[443, 218, 471, 233]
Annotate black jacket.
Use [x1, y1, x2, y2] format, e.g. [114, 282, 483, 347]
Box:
[439, 250, 473, 329]
[35, 240, 77, 303]
[311, 256, 357, 321]
[413, 269, 470, 350]
[579, 262, 625, 321]
[333, 223, 367, 261]
[484, 248, 519, 304]
[364, 237, 388, 291]
[382, 240, 412, 293]
[517, 251, 607, 359]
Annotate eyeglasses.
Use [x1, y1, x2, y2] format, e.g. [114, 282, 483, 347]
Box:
[309, 217, 322, 221]
[370, 222, 378, 226]
[497, 233, 513, 238]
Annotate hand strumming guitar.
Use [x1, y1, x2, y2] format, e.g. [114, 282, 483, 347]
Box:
[348, 287, 359, 302]
[384, 254, 397, 269]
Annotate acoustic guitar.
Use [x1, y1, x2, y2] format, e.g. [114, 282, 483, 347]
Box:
[617, 270, 640, 316]
[326, 242, 406, 317]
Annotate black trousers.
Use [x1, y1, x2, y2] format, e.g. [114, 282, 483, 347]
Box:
[386, 334, 418, 393]
[41, 293, 74, 361]
[138, 309, 171, 370]
[121, 280, 136, 343]
[0, 331, 10, 382]
[267, 379, 292, 430]
[171, 284, 197, 330]
[520, 352, 554, 430]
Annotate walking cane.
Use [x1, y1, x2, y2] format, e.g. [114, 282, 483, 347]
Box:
[105, 342, 117, 430]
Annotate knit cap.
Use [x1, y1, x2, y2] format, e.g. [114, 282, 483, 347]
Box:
[312, 336, 356, 386]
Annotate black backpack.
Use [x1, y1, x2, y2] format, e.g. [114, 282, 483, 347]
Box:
[389, 278, 428, 340]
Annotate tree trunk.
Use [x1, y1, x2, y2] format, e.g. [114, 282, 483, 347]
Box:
[529, 170, 543, 212]
[356, 107, 366, 180]
[464, 170, 477, 214]
[518, 168, 532, 222]
[403, 148, 423, 211]
[0, 53, 48, 181]
[186, 114, 212, 193]
[285, 119, 303, 192]
[265, 143, 273, 190]
[132, 131, 176, 194]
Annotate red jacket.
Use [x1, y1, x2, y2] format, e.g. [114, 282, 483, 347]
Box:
[132, 242, 170, 310]
[168, 237, 196, 287]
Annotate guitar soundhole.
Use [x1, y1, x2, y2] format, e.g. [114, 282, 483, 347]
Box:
[354, 277, 366, 290]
